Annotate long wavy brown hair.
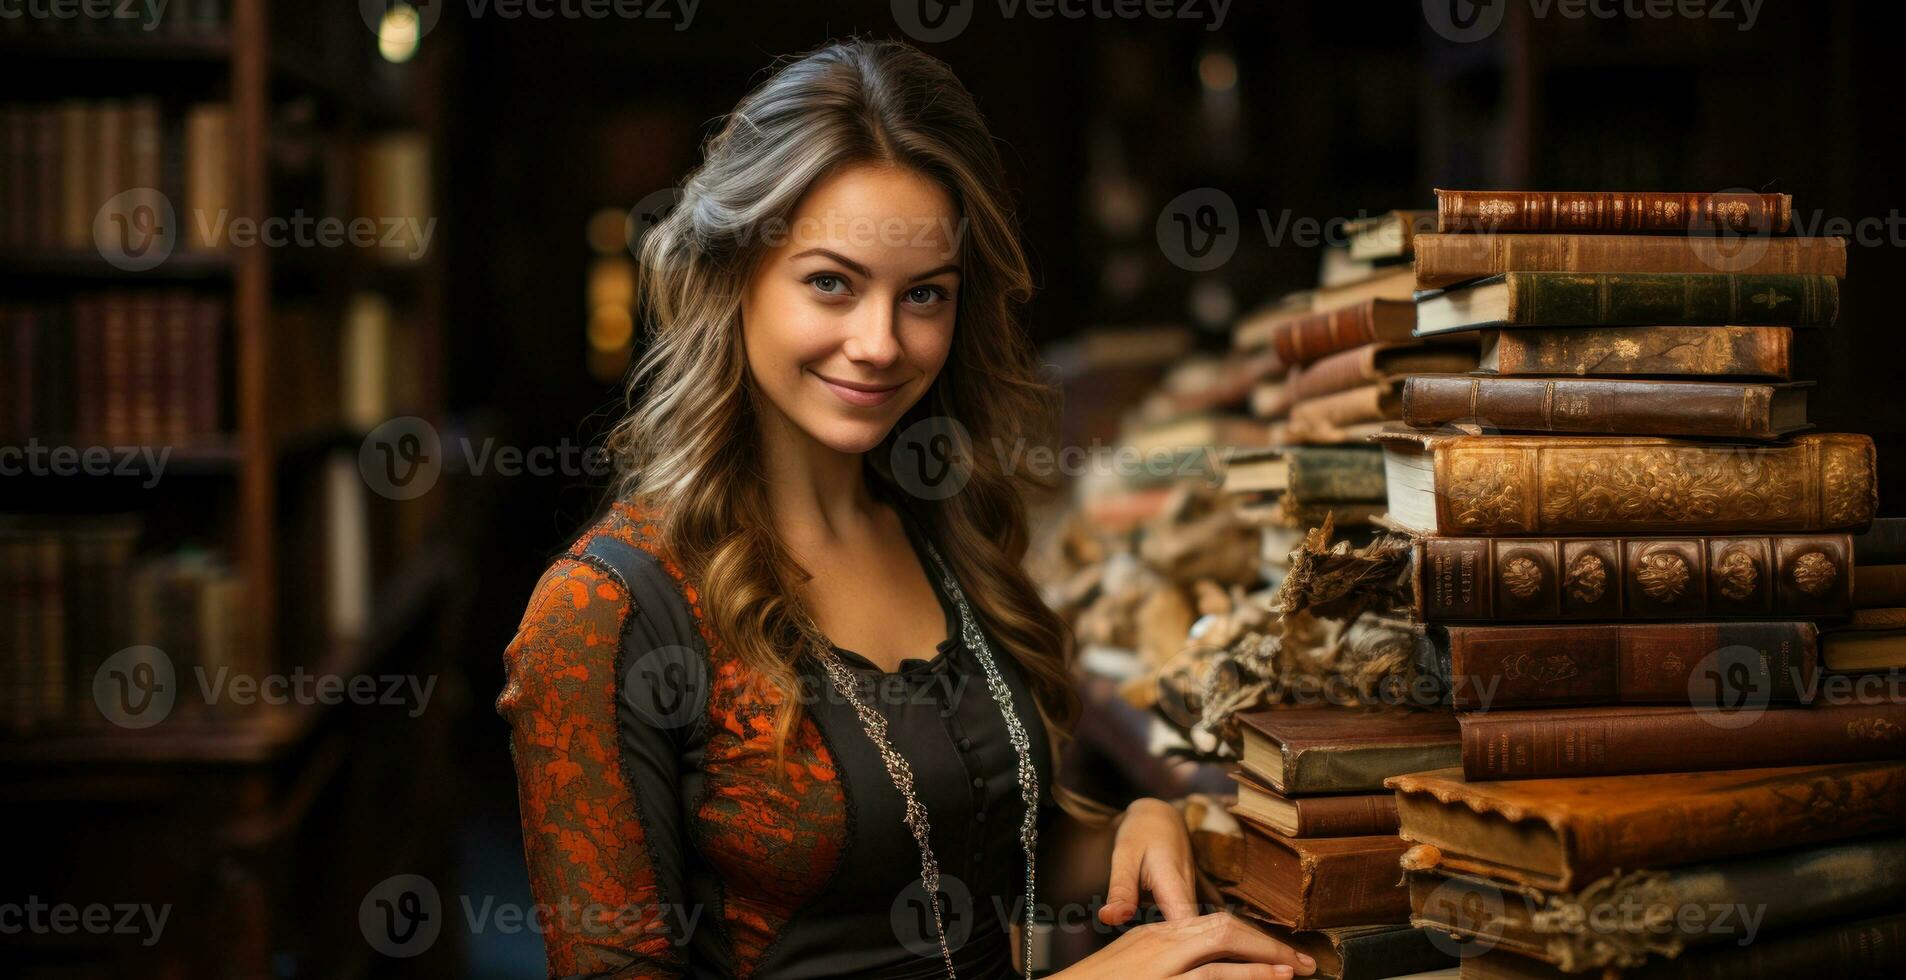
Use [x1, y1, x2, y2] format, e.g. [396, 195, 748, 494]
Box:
[604, 39, 1103, 821]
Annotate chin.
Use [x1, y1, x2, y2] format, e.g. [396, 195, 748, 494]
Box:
[804, 414, 900, 455]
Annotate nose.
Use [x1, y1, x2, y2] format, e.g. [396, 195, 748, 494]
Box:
[840, 297, 903, 369]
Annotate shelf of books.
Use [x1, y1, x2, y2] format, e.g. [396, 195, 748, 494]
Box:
[1039, 188, 1904, 977]
[2, 2, 457, 974]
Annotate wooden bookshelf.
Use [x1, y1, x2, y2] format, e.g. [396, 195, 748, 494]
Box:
[1, 2, 458, 975]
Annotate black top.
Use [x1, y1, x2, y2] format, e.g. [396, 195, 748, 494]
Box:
[499, 499, 1055, 979]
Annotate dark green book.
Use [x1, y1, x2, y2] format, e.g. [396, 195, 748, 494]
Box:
[1415, 272, 1839, 335]
[1287, 446, 1386, 505]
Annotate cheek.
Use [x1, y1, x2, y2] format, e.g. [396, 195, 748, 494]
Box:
[743, 283, 838, 384]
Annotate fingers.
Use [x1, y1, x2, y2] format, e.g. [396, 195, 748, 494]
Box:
[1099, 840, 1144, 926]
[1175, 965, 1294, 980]
[1151, 914, 1316, 976]
[1145, 854, 1202, 921]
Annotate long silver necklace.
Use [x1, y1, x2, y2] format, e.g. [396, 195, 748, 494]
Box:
[798, 537, 1039, 980]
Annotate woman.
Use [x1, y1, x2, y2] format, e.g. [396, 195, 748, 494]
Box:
[499, 38, 1314, 980]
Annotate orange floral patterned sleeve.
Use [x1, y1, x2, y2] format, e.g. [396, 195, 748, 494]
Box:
[498, 557, 688, 978]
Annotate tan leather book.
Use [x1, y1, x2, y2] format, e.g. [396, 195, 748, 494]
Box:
[1459, 701, 1906, 780]
[1292, 343, 1479, 403]
[1268, 299, 1418, 367]
[1237, 706, 1460, 795]
[1376, 430, 1877, 536]
[1823, 606, 1906, 672]
[1348, 209, 1436, 261]
[1411, 851, 1906, 975]
[1387, 763, 1906, 892]
[1411, 534, 1853, 621]
[1290, 383, 1401, 440]
[1231, 768, 1400, 838]
[1401, 376, 1811, 439]
[1455, 914, 1906, 980]
[1233, 815, 1411, 930]
[1433, 189, 1792, 234]
[1477, 325, 1791, 378]
[1414, 233, 1846, 288]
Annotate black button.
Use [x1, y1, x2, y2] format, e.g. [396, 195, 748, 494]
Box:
[975, 810, 988, 823]
[971, 776, 985, 790]
[957, 737, 972, 752]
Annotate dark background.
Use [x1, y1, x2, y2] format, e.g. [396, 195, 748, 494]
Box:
[5, 0, 1903, 975]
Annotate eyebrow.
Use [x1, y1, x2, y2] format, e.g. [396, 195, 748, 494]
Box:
[789, 248, 961, 283]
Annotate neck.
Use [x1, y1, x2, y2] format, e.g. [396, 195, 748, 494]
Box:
[757, 399, 881, 542]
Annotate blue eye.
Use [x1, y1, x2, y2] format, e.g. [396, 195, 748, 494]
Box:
[905, 285, 950, 306]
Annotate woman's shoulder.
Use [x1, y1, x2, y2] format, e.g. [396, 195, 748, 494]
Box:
[502, 499, 706, 685]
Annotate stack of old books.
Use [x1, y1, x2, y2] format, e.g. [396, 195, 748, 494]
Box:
[1225, 705, 1464, 979]
[1376, 189, 1906, 976]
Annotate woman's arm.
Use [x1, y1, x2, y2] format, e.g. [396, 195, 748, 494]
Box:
[499, 558, 692, 979]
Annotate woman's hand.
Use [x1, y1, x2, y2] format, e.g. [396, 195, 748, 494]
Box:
[1050, 912, 1316, 979]
[1099, 797, 1201, 926]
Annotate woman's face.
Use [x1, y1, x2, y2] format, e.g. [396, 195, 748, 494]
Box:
[741, 163, 962, 456]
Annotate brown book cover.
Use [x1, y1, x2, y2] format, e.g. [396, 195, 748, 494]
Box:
[1413, 534, 1853, 621]
[1288, 382, 1401, 443]
[1233, 816, 1411, 930]
[1387, 762, 1906, 892]
[1434, 189, 1793, 234]
[1348, 209, 1436, 261]
[1292, 343, 1479, 403]
[1271, 299, 1417, 367]
[1237, 706, 1460, 794]
[1822, 606, 1906, 672]
[1459, 700, 1906, 780]
[1377, 430, 1877, 536]
[1455, 913, 1906, 980]
[1479, 325, 1791, 378]
[1437, 621, 1818, 709]
[1414, 233, 1847, 288]
[1411, 854, 1906, 976]
[1854, 566, 1906, 609]
[1401, 376, 1810, 440]
[1231, 769, 1400, 838]
[1235, 917, 1454, 980]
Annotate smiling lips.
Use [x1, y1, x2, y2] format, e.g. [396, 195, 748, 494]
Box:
[814, 372, 904, 408]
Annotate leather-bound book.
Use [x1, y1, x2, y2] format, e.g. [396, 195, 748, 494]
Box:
[1237, 918, 1454, 980]
[1376, 430, 1877, 536]
[1231, 769, 1400, 838]
[1414, 233, 1846, 288]
[1414, 272, 1838, 334]
[1823, 607, 1906, 672]
[1855, 518, 1906, 565]
[1408, 840, 1906, 974]
[1433, 189, 1793, 235]
[1270, 298, 1417, 367]
[1219, 446, 1388, 504]
[1291, 342, 1479, 402]
[1401, 376, 1810, 439]
[1410, 534, 1853, 621]
[1453, 912, 1906, 979]
[1477, 325, 1791, 378]
[1348, 209, 1437, 261]
[1853, 567, 1906, 609]
[1420, 621, 1818, 710]
[1237, 706, 1459, 794]
[1288, 383, 1403, 443]
[1459, 700, 1906, 780]
[1386, 762, 1906, 891]
[1232, 816, 1411, 930]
